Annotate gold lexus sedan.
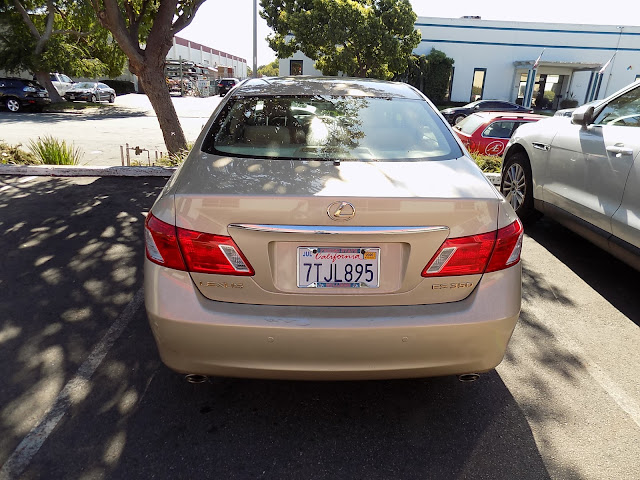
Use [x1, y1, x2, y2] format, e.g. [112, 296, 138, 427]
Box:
[144, 77, 523, 381]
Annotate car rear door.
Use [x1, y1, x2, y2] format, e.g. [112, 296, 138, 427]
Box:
[544, 84, 640, 233]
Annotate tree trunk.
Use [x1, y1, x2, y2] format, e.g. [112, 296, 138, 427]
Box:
[34, 71, 64, 103]
[138, 65, 187, 155]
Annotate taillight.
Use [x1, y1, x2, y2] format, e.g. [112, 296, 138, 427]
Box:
[144, 213, 254, 275]
[422, 219, 523, 277]
[177, 228, 254, 275]
[485, 219, 524, 272]
[145, 214, 187, 270]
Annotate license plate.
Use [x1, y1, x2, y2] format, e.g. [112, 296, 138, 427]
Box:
[69, 95, 75, 100]
[297, 247, 380, 288]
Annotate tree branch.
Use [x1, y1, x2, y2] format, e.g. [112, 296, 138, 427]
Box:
[172, 0, 207, 35]
[12, 0, 41, 40]
[35, 0, 56, 55]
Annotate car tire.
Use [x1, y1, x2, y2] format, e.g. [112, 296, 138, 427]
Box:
[5, 98, 21, 113]
[109, 94, 115, 103]
[501, 152, 539, 223]
[90, 94, 97, 103]
[453, 114, 466, 125]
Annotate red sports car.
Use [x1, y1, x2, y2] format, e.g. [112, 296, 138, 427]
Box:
[453, 112, 547, 156]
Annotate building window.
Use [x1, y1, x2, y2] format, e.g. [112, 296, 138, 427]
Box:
[470, 68, 486, 102]
[446, 67, 455, 101]
[290, 60, 303, 76]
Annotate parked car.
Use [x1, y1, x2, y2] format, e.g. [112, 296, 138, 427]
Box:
[453, 112, 547, 156]
[501, 80, 640, 271]
[144, 77, 523, 382]
[217, 78, 239, 96]
[0, 77, 51, 113]
[64, 82, 116, 103]
[50, 73, 74, 95]
[441, 100, 533, 125]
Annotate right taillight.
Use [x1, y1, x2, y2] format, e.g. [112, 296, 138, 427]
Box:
[144, 213, 254, 275]
[485, 219, 523, 272]
[422, 219, 523, 277]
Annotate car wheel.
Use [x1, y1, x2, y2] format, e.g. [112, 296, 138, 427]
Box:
[109, 94, 115, 103]
[90, 94, 97, 103]
[501, 152, 538, 222]
[453, 114, 466, 124]
[5, 98, 21, 113]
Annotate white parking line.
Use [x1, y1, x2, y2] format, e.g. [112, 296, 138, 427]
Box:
[0, 288, 144, 480]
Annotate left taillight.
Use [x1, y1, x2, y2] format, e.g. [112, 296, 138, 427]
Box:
[422, 219, 523, 277]
[144, 213, 254, 275]
[145, 213, 187, 270]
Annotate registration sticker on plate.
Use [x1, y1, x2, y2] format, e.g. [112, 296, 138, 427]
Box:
[297, 247, 380, 288]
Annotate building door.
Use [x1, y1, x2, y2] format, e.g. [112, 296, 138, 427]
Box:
[470, 68, 486, 102]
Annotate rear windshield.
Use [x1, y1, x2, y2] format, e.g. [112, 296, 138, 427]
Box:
[454, 114, 485, 135]
[203, 95, 461, 161]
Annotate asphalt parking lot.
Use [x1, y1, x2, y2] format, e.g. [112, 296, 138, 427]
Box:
[0, 175, 639, 480]
[0, 95, 222, 167]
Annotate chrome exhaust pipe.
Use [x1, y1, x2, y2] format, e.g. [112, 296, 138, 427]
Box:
[458, 373, 480, 383]
[185, 374, 208, 384]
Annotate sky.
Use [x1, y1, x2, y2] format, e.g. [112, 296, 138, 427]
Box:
[179, 0, 640, 69]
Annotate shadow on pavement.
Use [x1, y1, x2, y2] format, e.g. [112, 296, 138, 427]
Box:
[0, 175, 166, 467]
[525, 217, 639, 327]
[0, 107, 149, 124]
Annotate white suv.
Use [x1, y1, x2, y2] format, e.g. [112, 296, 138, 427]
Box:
[50, 73, 74, 95]
[501, 80, 640, 270]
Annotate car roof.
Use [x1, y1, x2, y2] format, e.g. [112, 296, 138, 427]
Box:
[233, 76, 424, 99]
[468, 112, 547, 121]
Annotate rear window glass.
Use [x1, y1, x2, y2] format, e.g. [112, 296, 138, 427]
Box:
[204, 95, 461, 161]
[455, 114, 485, 135]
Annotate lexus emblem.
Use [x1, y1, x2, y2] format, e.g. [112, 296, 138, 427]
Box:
[327, 201, 356, 221]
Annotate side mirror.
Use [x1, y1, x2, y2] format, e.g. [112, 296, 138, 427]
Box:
[572, 105, 595, 126]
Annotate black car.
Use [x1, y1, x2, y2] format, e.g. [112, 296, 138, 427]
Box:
[0, 77, 51, 113]
[218, 78, 239, 96]
[441, 100, 533, 125]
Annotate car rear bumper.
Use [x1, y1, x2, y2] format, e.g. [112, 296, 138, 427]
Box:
[23, 97, 51, 106]
[144, 260, 521, 380]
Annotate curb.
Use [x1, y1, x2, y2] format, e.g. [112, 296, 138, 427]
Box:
[0, 164, 503, 186]
[0, 164, 176, 177]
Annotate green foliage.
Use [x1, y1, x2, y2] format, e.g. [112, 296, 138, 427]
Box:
[401, 49, 454, 104]
[470, 152, 502, 173]
[28, 136, 83, 165]
[258, 59, 280, 77]
[155, 142, 194, 167]
[261, 0, 421, 80]
[0, 141, 39, 165]
[0, 0, 126, 79]
[100, 79, 136, 94]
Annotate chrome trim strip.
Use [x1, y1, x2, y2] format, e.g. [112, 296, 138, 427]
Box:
[532, 142, 550, 151]
[229, 224, 449, 235]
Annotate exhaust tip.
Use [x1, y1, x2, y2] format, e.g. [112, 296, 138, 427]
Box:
[458, 373, 480, 383]
[185, 374, 208, 384]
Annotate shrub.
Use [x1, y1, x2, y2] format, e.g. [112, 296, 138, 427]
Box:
[100, 79, 136, 95]
[470, 152, 502, 173]
[0, 141, 39, 164]
[560, 99, 579, 109]
[28, 136, 83, 165]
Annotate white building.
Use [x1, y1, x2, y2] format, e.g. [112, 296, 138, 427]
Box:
[167, 36, 248, 79]
[279, 17, 640, 108]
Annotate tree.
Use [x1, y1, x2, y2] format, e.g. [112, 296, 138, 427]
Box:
[402, 49, 454, 104]
[89, 0, 206, 154]
[260, 0, 421, 80]
[258, 59, 279, 77]
[0, 0, 127, 102]
[246, 65, 253, 77]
